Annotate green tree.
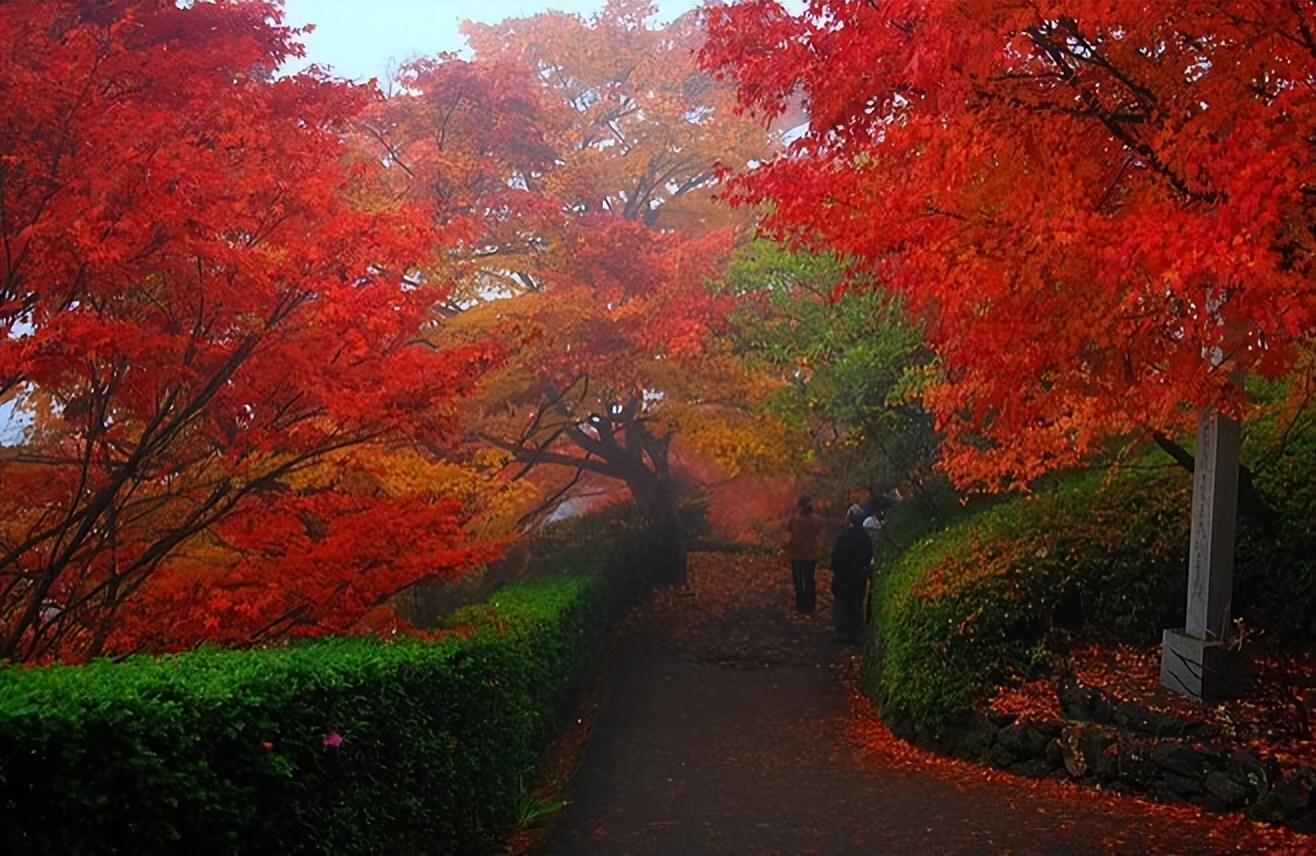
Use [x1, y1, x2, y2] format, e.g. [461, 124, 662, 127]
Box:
[718, 242, 937, 503]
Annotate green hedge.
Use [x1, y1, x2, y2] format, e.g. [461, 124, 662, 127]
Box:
[0, 575, 611, 854]
[867, 467, 1187, 732]
[867, 409, 1316, 733]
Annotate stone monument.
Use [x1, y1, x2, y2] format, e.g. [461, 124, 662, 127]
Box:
[1160, 407, 1252, 700]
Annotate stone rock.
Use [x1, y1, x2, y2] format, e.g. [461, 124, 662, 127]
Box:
[1110, 698, 1161, 733]
[1161, 770, 1204, 798]
[1007, 758, 1054, 779]
[988, 710, 1018, 728]
[1288, 808, 1316, 835]
[1273, 771, 1316, 816]
[1045, 737, 1065, 770]
[1059, 730, 1087, 778]
[997, 724, 1051, 761]
[1058, 679, 1101, 721]
[1226, 751, 1273, 799]
[886, 713, 915, 739]
[1078, 727, 1120, 780]
[952, 718, 998, 760]
[929, 728, 957, 757]
[1246, 791, 1290, 824]
[1204, 771, 1252, 809]
[982, 743, 1016, 770]
[1153, 779, 1193, 805]
[1173, 719, 1220, 742]
[1113, 742, 1161, 789]
[1152, 744, 1218, 780]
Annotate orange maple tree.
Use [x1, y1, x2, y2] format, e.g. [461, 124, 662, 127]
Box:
[0, 0, 497, 661]
[703, 1, 1316, 491]
[364, 1, 784, 576]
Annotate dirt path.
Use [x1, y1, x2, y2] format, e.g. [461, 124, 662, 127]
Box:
[541, 551, 1301, 854]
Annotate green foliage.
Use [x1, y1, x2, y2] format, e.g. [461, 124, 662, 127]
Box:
[867, 465, 1190, 731]
[867, 404, 1316, 731]
[399, 501, 689, 628]
[718, 240, 937, 493]
[1235, 378, 1316, 633]
[0, 572, 622, 854]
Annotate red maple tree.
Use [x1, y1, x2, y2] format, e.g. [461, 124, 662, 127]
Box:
[703, 1, 1316, 491]
[0, 0, 497, 661]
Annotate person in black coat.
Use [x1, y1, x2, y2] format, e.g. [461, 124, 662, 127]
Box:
[830, 504, 874, 644]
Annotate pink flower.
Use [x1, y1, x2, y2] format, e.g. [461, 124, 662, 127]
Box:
[323, 730, 345, 749]
[261, 741, 276, 753]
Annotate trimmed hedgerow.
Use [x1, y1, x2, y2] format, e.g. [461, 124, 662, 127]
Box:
[866, 408, 1316, 733]
[867, 466, 1190, 732]
[0, 575, 611, 855]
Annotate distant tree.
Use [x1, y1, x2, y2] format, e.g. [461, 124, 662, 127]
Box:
[365, 1, 785, 579]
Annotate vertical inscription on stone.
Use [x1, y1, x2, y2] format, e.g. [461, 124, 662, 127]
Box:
[1184, 409, 1241, 641]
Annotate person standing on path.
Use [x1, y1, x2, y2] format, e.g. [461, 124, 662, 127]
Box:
[830, 504, 874, 644]
[784, 495, 823, 613]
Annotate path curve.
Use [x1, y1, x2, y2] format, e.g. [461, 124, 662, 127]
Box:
[543, 551, 1299, 854]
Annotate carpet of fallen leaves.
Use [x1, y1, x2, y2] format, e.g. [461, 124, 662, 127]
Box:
[682, 549, 1316, 852]
[532, 550, 1313, 853]
[987, 640, 1316, 772]
[987, 676, 1066, 723]
[845, 659, 1313, 854]
[1066, 642, 1316, 770]
[625, 548, 835, 668]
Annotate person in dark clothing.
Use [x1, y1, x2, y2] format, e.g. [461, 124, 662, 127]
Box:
[851, 484, 899, 521]
[830, 504, 874, 644]
[784, 496, 823, 613]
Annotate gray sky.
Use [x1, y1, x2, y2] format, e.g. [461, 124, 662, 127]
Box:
[281, 0, 709, 83]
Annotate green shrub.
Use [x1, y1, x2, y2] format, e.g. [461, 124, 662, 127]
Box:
[0, 575, 614, 854]
[1236, 403, 1316, 636]
[399, 501, 697, 627]
[867, 414, 1316, 731]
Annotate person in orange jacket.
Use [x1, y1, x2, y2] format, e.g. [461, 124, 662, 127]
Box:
[784, 495, 824, 614]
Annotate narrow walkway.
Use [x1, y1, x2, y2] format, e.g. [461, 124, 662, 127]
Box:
[544, 551, 1293, 854]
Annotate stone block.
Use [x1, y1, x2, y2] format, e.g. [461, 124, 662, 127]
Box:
[997, 723, 1051, 761]
[1274, 771, 1316, 816]
[1226, 751, 1273, 799]
[1151, 743, 1217, 779]
[1058, 678, 1100, 720]
[1007, 758, 1054, 779]
[1160, 628, 1251, 701]
[1204, 771, 1251, 809]
[1045, 737, 1065, 770]
[1289, 809, 1316, 835]
[1161, 770, 1204, 798]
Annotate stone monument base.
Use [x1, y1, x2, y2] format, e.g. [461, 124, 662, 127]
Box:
[1160, 628, 1252, 701]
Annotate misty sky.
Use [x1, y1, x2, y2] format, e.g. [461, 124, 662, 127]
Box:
[281, 0, 710, 83]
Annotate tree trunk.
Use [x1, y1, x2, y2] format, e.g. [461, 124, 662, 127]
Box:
[1152, 432, 1275, 528]
[626, 474, 688, 586]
